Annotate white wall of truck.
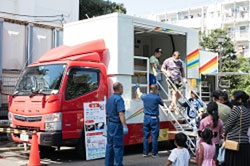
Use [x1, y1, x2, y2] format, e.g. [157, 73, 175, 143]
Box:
[64, 13, 200, 124]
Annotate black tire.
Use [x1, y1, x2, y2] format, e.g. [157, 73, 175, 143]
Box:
[164, 140, 176, 150]
[75, 131, 86, 159]
[39, 145, 55, 156]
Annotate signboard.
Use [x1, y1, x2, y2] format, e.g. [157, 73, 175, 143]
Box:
[187, 49, 200, 79]
[84, 101, 106, 160]
[199, 51, 218, 75]
[158, 128, 169, 141]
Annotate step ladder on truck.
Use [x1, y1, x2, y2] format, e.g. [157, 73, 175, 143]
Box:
[156, 73, 207, 155]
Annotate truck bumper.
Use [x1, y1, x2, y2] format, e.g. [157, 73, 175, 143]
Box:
[12, 131, 62, 146]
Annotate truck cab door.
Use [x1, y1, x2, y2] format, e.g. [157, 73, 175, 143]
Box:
[61, 67, 106, 140]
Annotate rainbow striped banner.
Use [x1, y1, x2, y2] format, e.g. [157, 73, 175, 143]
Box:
[126, 108, 144, 121]
[187, 49, 200, 69]
[154, 27, 173, 33]
[199, 56, 218, 74]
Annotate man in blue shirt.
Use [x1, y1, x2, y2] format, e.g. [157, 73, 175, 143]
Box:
[137, 84, 164, 157]
[105, 82, 128, 166]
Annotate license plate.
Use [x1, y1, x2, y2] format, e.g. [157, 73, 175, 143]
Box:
[20, 133, 29, 142]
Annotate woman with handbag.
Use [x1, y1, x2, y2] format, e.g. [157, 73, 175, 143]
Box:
[224, 90, 250, 166]
[199, 102, 224, 159]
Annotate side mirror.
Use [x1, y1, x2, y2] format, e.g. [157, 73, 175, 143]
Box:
[0, 80, 10, 95]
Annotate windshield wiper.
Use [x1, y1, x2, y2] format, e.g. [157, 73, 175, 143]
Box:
[12, 91, 21, 98]
[29, 89, 47, 97]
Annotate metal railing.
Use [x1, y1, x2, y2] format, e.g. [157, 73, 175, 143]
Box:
[0, 75, 19, 118]
[132, 56, 149, 99]
[157, 79, 197, 155]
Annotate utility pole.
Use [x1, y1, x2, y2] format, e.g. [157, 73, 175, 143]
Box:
[217, 37, 225, 90]
[217, 37, 225, 72]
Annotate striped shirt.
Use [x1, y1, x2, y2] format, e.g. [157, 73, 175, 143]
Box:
[225, 105, 250, 143]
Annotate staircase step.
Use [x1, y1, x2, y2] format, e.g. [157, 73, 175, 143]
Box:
[174, 124, 194, 131]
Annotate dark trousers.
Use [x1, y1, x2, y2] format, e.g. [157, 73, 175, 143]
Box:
[149, 74, 157, 85]
[143, 115, 160, 155]
[105, 122, 124, 166]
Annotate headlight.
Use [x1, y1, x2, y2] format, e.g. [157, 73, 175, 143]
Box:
[8, 112, 12, 121]
[8, 112, 13, 127]
[44, 113, 62, 131]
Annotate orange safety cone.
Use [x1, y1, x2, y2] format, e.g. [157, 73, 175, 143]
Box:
[28, 131, 41, 166]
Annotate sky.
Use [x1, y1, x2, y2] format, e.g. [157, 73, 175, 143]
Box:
[111, 0, 220, 17]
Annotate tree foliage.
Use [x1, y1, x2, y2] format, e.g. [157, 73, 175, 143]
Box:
[232, 56, 250, 94]
[79, 0, 126, 20]
[200, 29, 250, 94]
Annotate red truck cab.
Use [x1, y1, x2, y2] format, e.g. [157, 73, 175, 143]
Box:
[9, 40, 108, 155]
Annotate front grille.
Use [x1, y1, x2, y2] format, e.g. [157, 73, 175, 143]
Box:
[16, 126, 40, 131]
[14, 115, 42, 122]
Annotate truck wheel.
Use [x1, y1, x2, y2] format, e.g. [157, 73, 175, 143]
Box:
[39, 145, 55, 156]
[75, 132, 86, 159]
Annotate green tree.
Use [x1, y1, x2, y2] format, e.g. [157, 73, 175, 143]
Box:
[200, 29, 250, 94]
[233, 56, 250, 94]
[79, 0, 126, 20]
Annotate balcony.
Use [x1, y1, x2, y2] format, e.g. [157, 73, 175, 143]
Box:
[176, 17, 203, 28]
[235, 32, 249, 41]
[235, 12, 249, 23]
[223, 15, 235, 24]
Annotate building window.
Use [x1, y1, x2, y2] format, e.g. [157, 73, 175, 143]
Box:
[204, 13, 206, 18]
[240, 26, 247, 31]
[239, 25, 248, 34]
[65, 68, 99, 100]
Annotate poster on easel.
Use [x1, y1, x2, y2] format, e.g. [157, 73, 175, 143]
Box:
[84, 101, 106, 160]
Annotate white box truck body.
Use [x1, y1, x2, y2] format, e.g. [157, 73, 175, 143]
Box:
[64, 13, 199, 142]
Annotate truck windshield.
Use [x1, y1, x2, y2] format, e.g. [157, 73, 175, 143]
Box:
[15, 64, 66, 95]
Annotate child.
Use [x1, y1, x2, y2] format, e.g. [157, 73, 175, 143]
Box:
[198, 128, 216, 166]
[166, 132, 190, 166]
[182, 91, 204, 128]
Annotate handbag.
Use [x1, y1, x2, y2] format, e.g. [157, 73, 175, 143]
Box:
[224, 139, 239, 151]
[224, 107, 242, 151]
[217, 144, 225, 163]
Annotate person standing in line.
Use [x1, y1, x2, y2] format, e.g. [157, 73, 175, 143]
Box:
[149, 48, 162, 85]
[198, 128, 216, 166]
[165, 132, 190, 166]
[224, 90, 250, 166]
[136, 84, 164, 157]
[219, 91, 233, 109]
[105, 82, 128, 166]
[199, 102, 224, 159]
[211, 90, 231, 125]
[161, 51, 187, 111]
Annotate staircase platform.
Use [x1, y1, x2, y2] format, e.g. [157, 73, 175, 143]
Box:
[168, 130, 197, 137]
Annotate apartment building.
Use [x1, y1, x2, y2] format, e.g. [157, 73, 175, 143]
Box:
[0, 0, 79, 119]
[149, 0, 250, 58]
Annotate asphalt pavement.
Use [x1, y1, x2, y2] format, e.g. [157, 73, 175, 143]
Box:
[0, 142, 198, 166]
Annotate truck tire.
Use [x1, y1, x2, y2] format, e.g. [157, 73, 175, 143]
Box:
[75, 131, 86, 159]
[39, 145, 55, 156]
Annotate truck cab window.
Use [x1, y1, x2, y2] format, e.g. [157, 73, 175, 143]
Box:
[66, 68, 99, 100]
[15, 64, 66, 95]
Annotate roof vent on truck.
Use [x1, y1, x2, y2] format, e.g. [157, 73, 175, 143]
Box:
[36, 39, 106, 63]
